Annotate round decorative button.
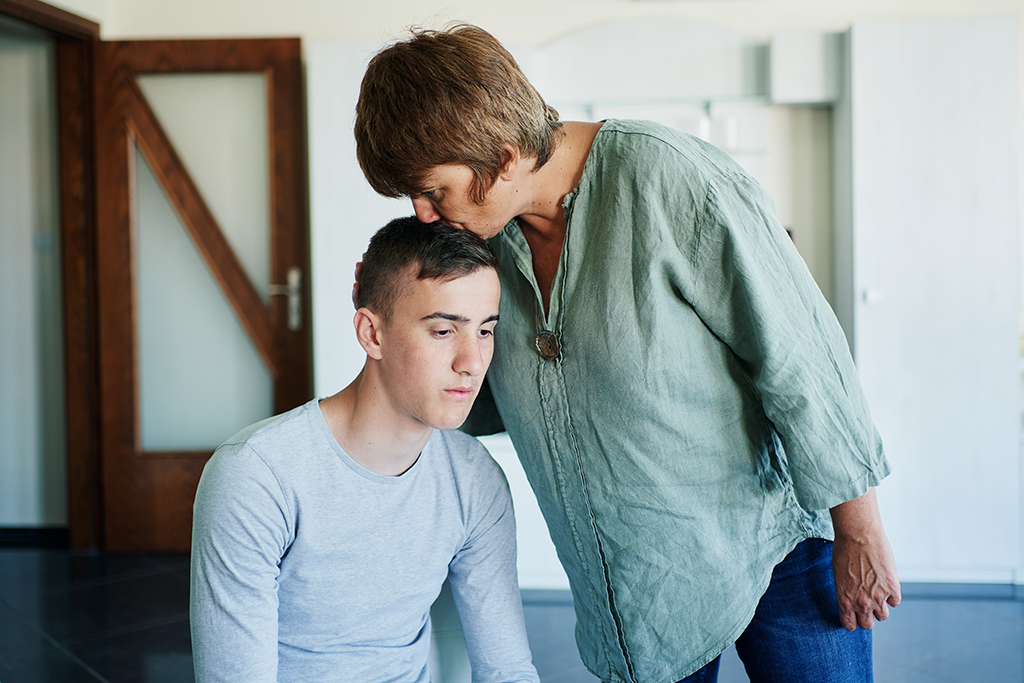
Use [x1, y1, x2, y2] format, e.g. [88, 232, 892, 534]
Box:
[535, 330, 560, 361]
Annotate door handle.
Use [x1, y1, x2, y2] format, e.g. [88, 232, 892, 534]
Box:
[268, 267, 302, 331]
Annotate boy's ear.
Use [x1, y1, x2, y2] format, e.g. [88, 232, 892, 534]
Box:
[354, 307, 384, 360]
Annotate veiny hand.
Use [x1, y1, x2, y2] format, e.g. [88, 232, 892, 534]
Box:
[829, 488, 901, 631]
[832, 530, 901, 630]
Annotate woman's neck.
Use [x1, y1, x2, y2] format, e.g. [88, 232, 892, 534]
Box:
[515, 121, 603, 315]
[515, 121, 603, 239]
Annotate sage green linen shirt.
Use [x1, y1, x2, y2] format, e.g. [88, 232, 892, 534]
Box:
[483, 119, 890, 682]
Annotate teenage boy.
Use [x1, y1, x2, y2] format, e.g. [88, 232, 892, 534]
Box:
[190, 217, 539, 683]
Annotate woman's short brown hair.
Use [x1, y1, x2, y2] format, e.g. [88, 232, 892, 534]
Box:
[355, 23, 562, 204]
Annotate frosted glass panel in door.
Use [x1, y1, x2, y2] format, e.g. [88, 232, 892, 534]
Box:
[135, 150, 272, 451]
[137, 73, 270, 303]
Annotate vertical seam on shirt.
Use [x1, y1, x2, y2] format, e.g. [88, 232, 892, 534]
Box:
[693, 177, 716, 284]
[555, 367, 639, 683]
[557, 198, 639, 683]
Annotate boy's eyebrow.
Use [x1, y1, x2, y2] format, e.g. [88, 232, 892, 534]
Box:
[422, 312, 500, 324]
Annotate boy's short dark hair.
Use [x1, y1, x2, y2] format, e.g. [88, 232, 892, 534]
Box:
[359, 217, 499, 320]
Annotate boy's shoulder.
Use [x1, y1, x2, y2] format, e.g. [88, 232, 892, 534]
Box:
[210, 399, 330, 476]
[221, 399, 318, 446]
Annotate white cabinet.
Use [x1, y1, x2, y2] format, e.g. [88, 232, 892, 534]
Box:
[833, 17, 1021, 584]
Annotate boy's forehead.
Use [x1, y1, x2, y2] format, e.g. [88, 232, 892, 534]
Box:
[392, 267, 499, 319]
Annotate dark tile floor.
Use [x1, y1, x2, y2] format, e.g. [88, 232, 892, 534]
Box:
[0, 548, 1020, 683]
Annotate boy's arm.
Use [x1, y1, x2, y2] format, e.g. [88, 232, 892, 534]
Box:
[190, 443, 289, 682]
[446, 448, 539, 683]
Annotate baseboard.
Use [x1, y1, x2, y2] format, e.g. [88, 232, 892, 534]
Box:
[520, 589, 574, 605]
[0, 527, 70, 548]
[522, 584, 1024, 606]
[901, 581, 1024, 601]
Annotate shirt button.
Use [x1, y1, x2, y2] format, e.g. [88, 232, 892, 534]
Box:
[535, 330, 560, 361]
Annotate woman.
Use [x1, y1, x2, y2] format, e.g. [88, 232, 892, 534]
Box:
[354, 24, 899, 683]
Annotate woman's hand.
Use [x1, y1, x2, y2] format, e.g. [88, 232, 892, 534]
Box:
[829, 488, 901, 630]
[351, 253, 366, 309]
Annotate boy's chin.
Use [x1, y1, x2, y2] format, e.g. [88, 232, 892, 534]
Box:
[430, 410, 475, 432]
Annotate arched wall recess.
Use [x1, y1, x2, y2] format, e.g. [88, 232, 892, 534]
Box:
[531, 18, 771, 191]
[533, 18, 768, 107]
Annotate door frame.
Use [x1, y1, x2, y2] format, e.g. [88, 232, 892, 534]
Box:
[1, 1, 314, 552]
[94, 37, 311, 552]
[1, 0, 102, 551]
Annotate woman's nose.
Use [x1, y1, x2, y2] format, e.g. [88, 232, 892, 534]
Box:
[412, 196, 441, 224]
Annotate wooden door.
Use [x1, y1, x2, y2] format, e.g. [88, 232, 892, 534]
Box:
[94, 39, 311, 552]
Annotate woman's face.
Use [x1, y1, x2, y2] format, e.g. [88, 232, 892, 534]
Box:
[411, 164, 518, 240]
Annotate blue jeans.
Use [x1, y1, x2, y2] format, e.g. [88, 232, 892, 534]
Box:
[676, 539, 872, 683]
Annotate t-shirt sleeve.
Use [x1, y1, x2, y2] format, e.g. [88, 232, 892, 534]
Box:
[190, 441, 291, 682]
[676, 168, 890, 510]
[445, 439, 540, 683]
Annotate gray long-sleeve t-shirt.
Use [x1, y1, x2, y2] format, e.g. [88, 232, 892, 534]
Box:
[190, 399, 539, 683]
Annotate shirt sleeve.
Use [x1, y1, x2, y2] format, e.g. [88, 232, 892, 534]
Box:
[190, 442, 291, 682]
[446, 444, 540, 683]
[678, 169, 890, 511]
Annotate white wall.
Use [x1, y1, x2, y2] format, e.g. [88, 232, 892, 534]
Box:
[46, 5, 1018, 344]
[31, 0, 1024, 588]
[48, 1, 1024, 99]
[0, 26, 66, 526]
[306, 41, 407, 395]
[766, 106, 833, 303]
[836, 17, 1020, 585]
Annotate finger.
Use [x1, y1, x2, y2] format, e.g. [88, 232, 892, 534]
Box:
[838, 604, 858, 631]
[857, 609, 875, 630]
[352, 257, 365, 309]
[873, 601, 890, 623]
[887, 583, 902, 608]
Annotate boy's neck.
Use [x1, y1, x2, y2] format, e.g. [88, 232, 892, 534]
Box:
[318, 369, 433, 477]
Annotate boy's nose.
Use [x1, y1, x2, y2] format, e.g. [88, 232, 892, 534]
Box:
[454, 340, 486, 376]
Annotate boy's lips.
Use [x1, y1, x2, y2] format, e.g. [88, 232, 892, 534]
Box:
[445, 386, 476, 399]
